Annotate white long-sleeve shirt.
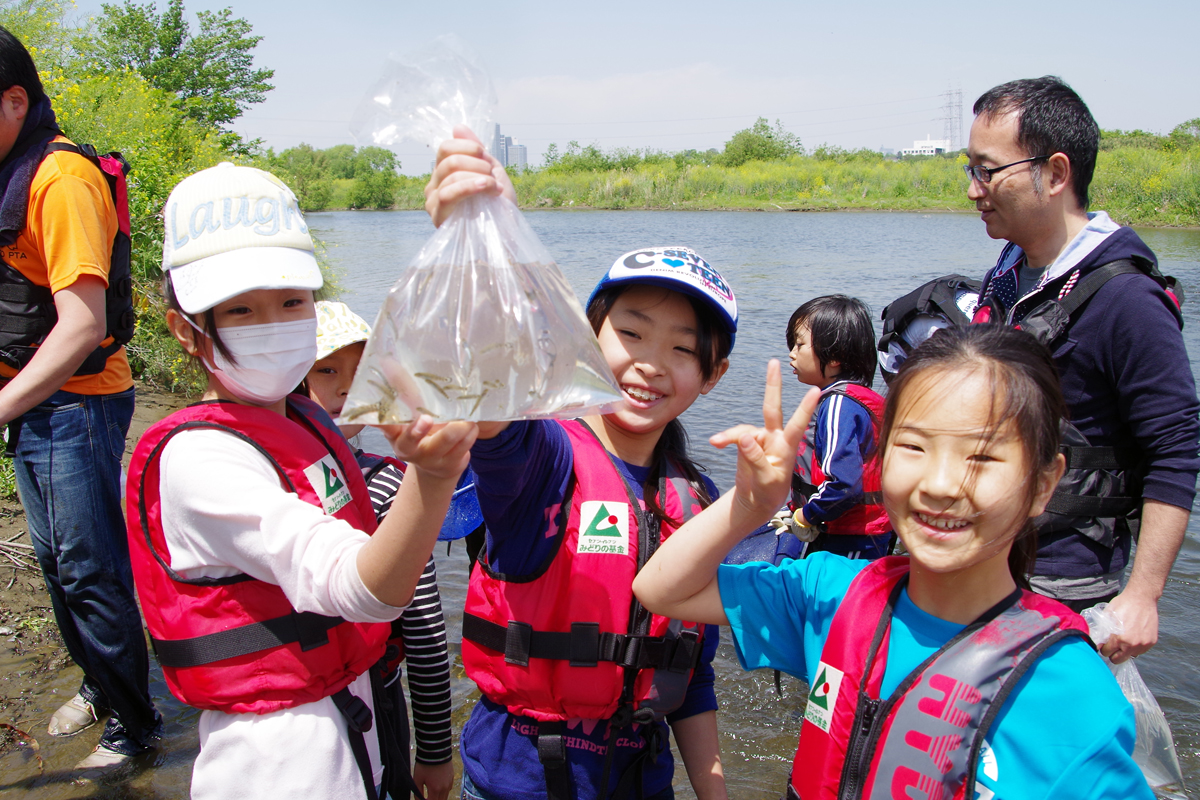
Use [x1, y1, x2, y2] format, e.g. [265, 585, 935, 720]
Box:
[158, 429, 407, 799]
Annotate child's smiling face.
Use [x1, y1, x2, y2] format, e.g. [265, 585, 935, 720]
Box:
[882, 367, 1057, 581]
[596, 285, 726, 440]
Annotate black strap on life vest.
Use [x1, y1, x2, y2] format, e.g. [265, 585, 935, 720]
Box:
[536, 719, 573, 800]
[1043, 493, 1139, 518]
[460, 613, 702, 674]
[332, 686, 379, 800]
[370, 650, 427, 800]
[1041, 420, 1144, 534]
[151, 610, 346, 668]
[333, 652, 431, 800]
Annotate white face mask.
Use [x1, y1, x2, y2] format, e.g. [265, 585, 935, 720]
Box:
[188, 317, 318, 406]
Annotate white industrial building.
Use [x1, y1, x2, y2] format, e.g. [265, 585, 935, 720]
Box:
[901, 135, 953, 156]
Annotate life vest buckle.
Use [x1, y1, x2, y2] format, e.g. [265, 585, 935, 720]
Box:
[618, 635, 644, 668]
[332, 688, 374, 734]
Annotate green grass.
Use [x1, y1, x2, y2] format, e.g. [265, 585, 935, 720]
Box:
[385, 145, 1199, 228]
[0, 459, 16, 501]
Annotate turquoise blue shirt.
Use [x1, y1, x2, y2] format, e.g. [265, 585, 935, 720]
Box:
[718, 553, 1152, 800]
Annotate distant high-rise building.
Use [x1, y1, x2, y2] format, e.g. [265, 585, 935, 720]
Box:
[506, 137, 527, 171]
[486, 125, 528, 171]
[491, 124, 506, 167]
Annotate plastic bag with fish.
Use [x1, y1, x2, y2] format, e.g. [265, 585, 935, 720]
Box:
[1082, 604, 1188, 799]
[341, 37, 620, 423]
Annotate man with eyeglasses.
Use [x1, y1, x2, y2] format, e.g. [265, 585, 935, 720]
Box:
[966, 76, 1199, 665]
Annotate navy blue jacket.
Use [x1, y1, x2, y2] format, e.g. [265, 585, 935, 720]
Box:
[980, 226, 1200, 578]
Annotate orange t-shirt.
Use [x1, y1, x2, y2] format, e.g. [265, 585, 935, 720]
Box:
[0, 136, 132, 395]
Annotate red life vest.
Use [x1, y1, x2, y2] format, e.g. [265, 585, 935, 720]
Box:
[126, 396, 392, 715]
[461, 418, 706, 723]
[788, 557, 1090, 800]
[792, 382, 889, 537]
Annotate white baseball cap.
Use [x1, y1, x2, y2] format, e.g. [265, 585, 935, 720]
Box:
[163, 162, 322, 314]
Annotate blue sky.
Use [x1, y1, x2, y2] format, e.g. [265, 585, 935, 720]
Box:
[72, 0, 1200, 175]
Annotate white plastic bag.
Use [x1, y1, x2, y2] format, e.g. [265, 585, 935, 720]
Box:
[1081, 604, 1187, 799]
[340, 38, 621, 424]
[340, 192, 621, 423]
[349, 35, 496, 151]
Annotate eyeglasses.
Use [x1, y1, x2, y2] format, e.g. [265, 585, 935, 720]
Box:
[963, 155, 1050, 184]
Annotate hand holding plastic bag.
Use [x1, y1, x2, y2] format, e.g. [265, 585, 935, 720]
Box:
[341, 39, 621, 424]
[1082, 603, 1187, 799]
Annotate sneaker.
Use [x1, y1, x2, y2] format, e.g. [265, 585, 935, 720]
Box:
[74, 742, 133, 771]
[48, 693, 103, 737]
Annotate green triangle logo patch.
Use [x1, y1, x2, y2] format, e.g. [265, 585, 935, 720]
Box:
[577, 501, 630, 555]
[303, 455, 352, 515]
[582, 503, 623, 537]
[808, 667, 831, 710]
[803, 661, 843, 734]
[323, 462, 345, 497]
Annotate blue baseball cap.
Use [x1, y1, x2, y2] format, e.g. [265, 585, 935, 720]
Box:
[586, 247, 738, 352]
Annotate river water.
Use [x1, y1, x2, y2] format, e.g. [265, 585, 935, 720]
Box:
[5, 209, 1198, 798]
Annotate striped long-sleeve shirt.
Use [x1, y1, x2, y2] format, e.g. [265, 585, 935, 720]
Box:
[366, 461, 454, 765]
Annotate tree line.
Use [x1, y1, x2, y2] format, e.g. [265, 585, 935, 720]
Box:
[262, 143, 401, 211]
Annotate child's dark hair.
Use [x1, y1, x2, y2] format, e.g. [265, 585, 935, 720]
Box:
[163, 272, 239, 367]
[880, 325, 1066, 586]
[586, 284, 730, 524]
[786, 295, 876, 385]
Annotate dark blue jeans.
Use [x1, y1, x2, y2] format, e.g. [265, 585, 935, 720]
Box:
[12, 386, 160, 753]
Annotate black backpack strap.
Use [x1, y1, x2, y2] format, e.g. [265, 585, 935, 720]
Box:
[1057, 259, 1145, 318]
[1017, 258, 1178, 345]
[32, 141, 136, 375]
